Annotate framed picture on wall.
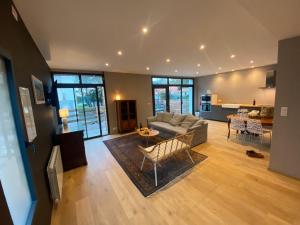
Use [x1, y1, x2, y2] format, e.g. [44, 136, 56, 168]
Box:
[19, 87, 37, 142]
[31, 75, 45, 104]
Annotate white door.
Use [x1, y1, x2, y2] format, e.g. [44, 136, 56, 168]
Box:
[0, 58, 33, 225]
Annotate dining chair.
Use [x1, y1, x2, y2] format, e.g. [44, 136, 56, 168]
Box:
[230, 117, 246, 141]
[246, 119, 272, 144]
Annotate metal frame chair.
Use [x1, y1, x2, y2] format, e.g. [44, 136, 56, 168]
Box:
[138, 131, 195, 186]
[230, 117, 247, 141]
[246, 119, 272, 144]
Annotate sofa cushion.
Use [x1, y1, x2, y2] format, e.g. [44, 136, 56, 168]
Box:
[189, 119, 205, 129]
[156, 112, 164, 121]
[156, 112, 174, 122]
[180, 115, 199, 129]
[169, 114, 186, 126]
[149, 121, 187, 135]
[162, 112, 174, 123]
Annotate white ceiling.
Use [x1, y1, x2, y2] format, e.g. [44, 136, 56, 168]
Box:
[13, 0, 300, 76]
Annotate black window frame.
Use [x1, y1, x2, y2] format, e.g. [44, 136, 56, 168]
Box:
[151, 76, 195, 115]
[51, 71, 110, 139]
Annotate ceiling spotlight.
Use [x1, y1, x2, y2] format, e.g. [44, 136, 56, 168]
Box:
[117, 50, 123, 56]
[250, 60, 254, 64]
[146, 67, 150, 71]
[200, 44, 205, 50]
[231, 69, 235, 72]
[218, 67, 222, 70]
[175, 69, 178, 73]
[142, 27, 148, 34]
[105, 63, 109, 67]
[230, 54, 236, 59]
[197, 63, 201, 67]
[196, 71, 199, 75]
[166, 58, 171, 63]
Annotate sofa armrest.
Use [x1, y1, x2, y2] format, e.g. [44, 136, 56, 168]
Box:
[147, 116, 157, 124]
[187, 122, 208, 147]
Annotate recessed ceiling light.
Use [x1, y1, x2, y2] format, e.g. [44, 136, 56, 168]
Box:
[117, 50, 123, 56]
[250, 60, 254, 64]
[142, 27, 148, 34]
[175, 69, 178, 73]
[197, 63, 201, 67]
[230, 54, 236, 59]
[251, 65, 255, 68]
[196, 71, 199, 75]
[200, 44, 205, 50]
[166, 58, 171, 63]
[146, 67, 150, 71]
[105, 63, 109, 67]
[218, 67, 222, 70]
[231, 69, 235, 72]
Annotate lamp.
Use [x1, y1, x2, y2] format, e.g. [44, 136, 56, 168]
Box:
[115, 94, 121, 100]
[59, 108, 69, 128]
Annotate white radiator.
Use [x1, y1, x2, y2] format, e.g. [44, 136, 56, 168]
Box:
[47, 145, 63, 202]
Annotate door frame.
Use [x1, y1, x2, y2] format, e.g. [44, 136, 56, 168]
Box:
[52, 72, 110, 139]
[0, 53, 37, 225]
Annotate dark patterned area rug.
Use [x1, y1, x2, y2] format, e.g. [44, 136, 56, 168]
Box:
[103, 133, 207, 197]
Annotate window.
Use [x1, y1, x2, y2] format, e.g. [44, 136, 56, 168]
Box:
[152, 76, 194, 115]
[53, 73, 109, 138]
[169, 78, 181, 85]
[53, 74, 80, 84]
[152, 77, 168, 85]
[182, 79, 193, 85]
[81, 75, 103, 84]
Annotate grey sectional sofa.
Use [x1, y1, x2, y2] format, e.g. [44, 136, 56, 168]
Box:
[147, 112, 208, 147]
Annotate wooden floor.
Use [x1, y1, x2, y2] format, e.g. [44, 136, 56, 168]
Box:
[51, 121, 300, 225]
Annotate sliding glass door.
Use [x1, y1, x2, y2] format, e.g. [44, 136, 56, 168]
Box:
[54, 73, 108, 139]
[169, 86, 182, 114]
[152, 77, 194, 115]
[153, 87, 167, 114]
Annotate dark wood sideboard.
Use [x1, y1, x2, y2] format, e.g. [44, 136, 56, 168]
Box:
[116, 100, 137, 133]
[56, 125, 87, 171]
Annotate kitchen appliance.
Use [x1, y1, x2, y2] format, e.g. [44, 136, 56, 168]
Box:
[200, 94, 217, 112]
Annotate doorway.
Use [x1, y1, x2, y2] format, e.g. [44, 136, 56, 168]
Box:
[54, 73, 109, 139]
[0, 57, 34, 225]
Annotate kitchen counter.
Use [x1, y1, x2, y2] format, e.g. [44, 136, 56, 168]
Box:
[200, 104, 264, 122]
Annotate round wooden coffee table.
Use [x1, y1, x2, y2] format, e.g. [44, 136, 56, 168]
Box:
[137, 128, 159, 147]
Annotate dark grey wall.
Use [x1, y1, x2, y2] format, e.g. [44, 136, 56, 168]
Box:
[195, 65, 276, 111]
[0, 1, 56, 225]
[269, 37, 300, 179]
[104, 72, 153, 133]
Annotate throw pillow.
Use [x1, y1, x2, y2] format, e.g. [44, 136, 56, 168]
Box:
[162, 112, 174, 123]
[180, 115, 199, 129]
[189, 119, 205, 129]
[169, 114, 185, 126]
[156, 112, 164, 121]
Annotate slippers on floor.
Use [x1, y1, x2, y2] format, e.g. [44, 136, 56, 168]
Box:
[246, 150, 264, 158]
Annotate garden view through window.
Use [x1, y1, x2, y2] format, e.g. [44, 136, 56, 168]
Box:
[54, 73, 108, 139]
[152, 77, 194, 115]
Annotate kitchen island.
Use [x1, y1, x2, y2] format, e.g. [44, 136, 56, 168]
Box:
[200, 104, 263, 122]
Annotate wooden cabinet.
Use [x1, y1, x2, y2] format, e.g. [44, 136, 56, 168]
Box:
[116, 100, 137, 133]
[56, 125, 87, 171]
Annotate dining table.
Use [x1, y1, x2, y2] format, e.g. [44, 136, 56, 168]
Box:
[226, 114, 273, 139]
